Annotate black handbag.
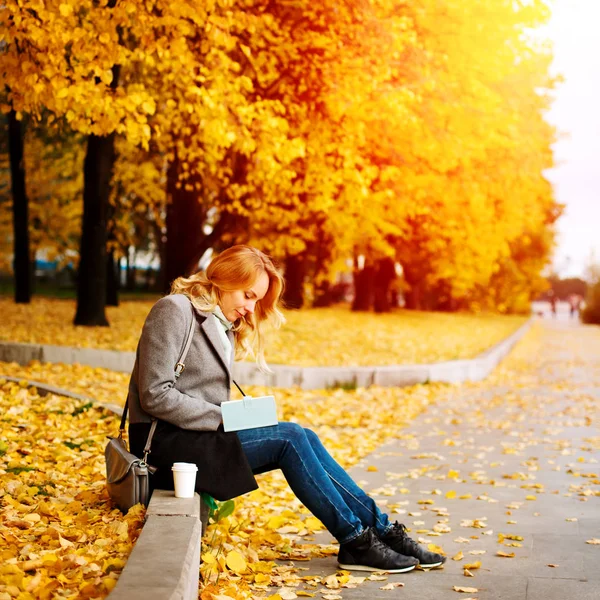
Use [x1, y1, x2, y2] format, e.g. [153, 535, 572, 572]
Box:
[104, 308, 196, 513]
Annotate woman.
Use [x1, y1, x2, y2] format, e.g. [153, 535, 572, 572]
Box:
[128, 245, 445, 573]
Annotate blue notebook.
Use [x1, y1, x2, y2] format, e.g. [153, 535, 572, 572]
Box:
[221, 395, 278, 432]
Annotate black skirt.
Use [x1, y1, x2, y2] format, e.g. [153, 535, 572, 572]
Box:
[129, 420, 258, 501]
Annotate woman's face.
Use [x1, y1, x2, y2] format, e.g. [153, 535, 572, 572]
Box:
[219, 271, 270, 322]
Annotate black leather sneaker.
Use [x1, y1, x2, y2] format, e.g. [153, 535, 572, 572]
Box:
[380, 522, 446, 568]
[337, 527, 419, 573]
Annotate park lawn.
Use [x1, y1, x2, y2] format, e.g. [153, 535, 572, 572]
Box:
[0, 297, 528, 366]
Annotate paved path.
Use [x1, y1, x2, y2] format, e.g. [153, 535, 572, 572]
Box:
[299, 319, 600, 599]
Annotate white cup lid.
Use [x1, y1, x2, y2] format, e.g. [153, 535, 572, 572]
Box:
[172, 463, 198, 472]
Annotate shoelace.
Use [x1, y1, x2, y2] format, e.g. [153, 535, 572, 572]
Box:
[390, 522, 422, 552]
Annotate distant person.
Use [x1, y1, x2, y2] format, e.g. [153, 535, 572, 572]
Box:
[548, 291, 557, 318]
[569, 294, 582, 319]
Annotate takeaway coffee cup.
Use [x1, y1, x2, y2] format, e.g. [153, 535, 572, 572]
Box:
[171, 462, 198, 498]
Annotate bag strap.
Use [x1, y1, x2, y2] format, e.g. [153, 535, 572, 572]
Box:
[119, 302, 197, 456]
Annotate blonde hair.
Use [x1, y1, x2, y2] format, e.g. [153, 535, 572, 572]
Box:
[170, 245, 286, 372]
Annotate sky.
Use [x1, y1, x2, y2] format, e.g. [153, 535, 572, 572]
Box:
[543, 0, 600, 280]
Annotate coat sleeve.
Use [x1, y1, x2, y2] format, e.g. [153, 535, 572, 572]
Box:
[137, 296, 222, 431]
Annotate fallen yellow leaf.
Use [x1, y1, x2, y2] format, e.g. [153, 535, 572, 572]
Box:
[427, 543, 445, 555]
[380, 582, 405, 590]
[225, 550, 247, 574]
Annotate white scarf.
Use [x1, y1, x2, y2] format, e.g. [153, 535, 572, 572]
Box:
[212, 305, 233, 363]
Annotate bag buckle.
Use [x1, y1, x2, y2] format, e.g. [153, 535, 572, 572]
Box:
[174, 363, 185, 378]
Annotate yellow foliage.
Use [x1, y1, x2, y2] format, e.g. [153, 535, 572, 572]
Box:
[0, 0, 559, 312]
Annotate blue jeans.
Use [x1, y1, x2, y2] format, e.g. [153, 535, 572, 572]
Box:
[236, 422, 392, 544]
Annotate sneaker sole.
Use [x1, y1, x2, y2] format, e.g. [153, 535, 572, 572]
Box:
[418, 561, 444, 569]
[337, 562, 417, 573]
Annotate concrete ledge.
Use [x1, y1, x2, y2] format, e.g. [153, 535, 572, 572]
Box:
[233, 318, 533, 389]
[0, 375, 124, 417]
[146, 489, 200, 519]
[109, 492, 202, 600]
[0, 341, 135, 373]
[0, 318, 533, 390]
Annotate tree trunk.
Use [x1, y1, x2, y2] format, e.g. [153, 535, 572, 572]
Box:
[164, 158, 235, 294]
[8, 109, 31, 304]
[310, 227, 333, 307]
[151, 221, 167, 293]
[106, 249, 119, 306]
[403, 267, 424, 310]
[283, 253, 305, 309]
[164, 160, 207, 293]
[373, 257, 396, 313]
[352, 263, 375, 311]
[75, 60, 121, 325]
[105, 195, 119, 306]
[74, 132, 116, 326]
[313, 281, 332, 307]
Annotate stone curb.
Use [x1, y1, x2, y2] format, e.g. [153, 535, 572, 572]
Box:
[0, 374, 124, 416]
[108, 491, 202, 600]
[0, 318, 533, 389]
[232, 317, 533, 388]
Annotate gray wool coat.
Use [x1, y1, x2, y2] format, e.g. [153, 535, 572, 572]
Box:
[128, 294, 235, 430]
[126, 294, 258, 500]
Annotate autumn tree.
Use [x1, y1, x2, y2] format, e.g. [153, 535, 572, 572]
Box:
[356, 0, 560, 312]
[1, 0, 560, 318]
[2, 0, 166, 323]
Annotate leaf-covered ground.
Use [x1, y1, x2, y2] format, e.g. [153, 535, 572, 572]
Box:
[0, 297, 527, 365]
[0, 380, 145, 600]
[4, 320, 594, 600]
[0, 355, 447, 598]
